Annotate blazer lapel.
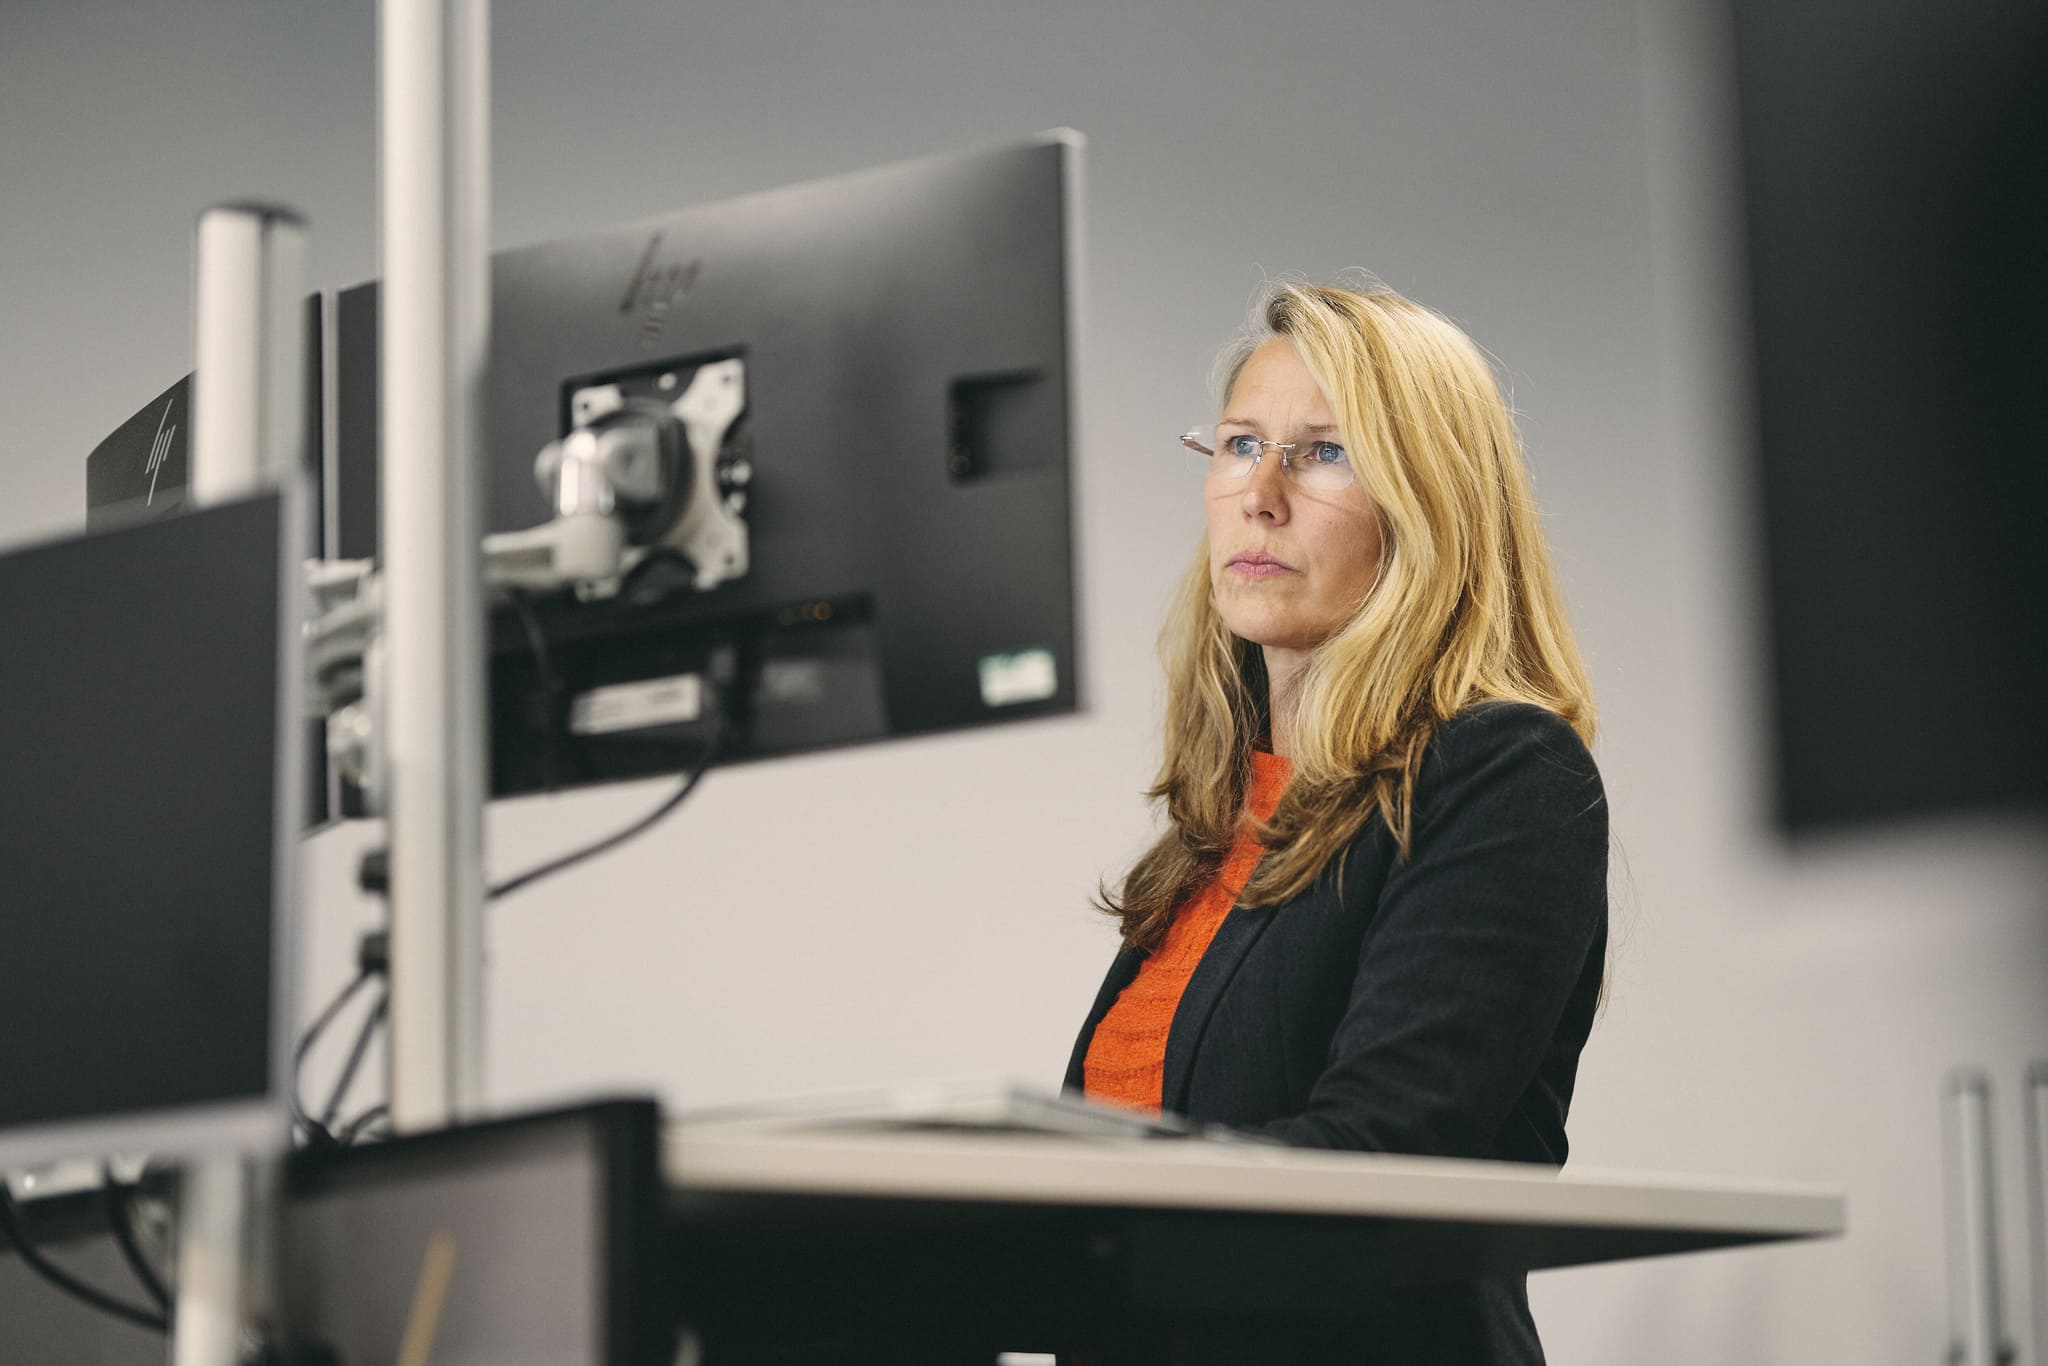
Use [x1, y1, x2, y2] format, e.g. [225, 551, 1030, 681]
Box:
[1160, 901, 1279, 1114]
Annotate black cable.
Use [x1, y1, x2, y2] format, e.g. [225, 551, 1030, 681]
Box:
[317, 722, 719, 1142]
[337, 1104, 391, 1147]
[336, 657, 736, 1151]
[100, 1166, 170, 1314]
[320, 990, 389, 1132]
[487, 706, 728, 903]
[292, 965, 375, 1145]
[0, 1183, 168, 1334]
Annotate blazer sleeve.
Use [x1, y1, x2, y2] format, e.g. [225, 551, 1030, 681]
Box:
[1253, 702, 1608, 1158]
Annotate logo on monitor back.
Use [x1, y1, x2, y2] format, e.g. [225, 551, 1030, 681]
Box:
[619, 231, 703, 350]
[145, 397, 178, 506]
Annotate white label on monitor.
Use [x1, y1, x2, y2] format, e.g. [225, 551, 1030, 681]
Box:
[759, 659, 826, 705]
[569, 674, 703, 736]
[978, 648, 1057, 707]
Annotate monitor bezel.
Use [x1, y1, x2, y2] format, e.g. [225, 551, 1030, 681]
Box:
[0, 482, 307, 1173]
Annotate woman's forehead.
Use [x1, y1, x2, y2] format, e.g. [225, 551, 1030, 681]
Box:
[1223, 339, 1338, 428]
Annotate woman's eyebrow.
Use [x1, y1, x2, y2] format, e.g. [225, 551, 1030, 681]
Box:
[1217, 417, 1340, 432]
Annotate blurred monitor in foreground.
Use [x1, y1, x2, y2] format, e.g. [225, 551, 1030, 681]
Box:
[1731, 0, 2048, 833]
[0, 492, 300, 1169]
[331, 132, 1082, 803]
[281, 1101, 666, 1366]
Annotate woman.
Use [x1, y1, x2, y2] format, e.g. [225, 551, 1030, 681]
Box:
[1065, 282, 1607, 1364]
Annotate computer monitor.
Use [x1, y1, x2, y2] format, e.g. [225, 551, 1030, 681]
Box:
[0, 491, 302, 1169]
[82, 299, 331, 826]
[85, 375, 193, 530]
[280, 1100, 667, 1366]
[1730, 0, 2048, 832]
[84, 298, 324, 536]
[331, 132, 1082, 800]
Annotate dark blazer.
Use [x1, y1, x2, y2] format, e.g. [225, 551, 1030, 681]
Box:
[1064, 700, 1608, 1365]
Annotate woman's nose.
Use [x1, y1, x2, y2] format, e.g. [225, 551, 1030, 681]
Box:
[1240, 452, 1290, 521]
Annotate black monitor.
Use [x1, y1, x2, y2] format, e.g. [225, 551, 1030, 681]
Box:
[280, 1100, 667, 1366]
[1730, 0, 2048, 832]
[0, 492, 301, 1168]
[84, 297, 324, 536]
[85, 375, 193, 530]
[82, 299, 332, 827]
[331, 132, 1081, 799]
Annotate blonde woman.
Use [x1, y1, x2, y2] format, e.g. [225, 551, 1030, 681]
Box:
[1065, 282, 1606, 1365]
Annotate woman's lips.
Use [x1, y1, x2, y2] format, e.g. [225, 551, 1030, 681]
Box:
[1227, 550, 1294, 579]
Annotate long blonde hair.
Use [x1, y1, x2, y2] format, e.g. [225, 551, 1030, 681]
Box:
[1102, 281, 1596, 950]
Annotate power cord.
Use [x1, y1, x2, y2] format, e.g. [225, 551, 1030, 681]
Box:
[0, 1181, 169, 1334]
[314, 650, 739, 1147]
[485, 638, 736, 903]
[308, 713, 724, 1148]
[336, 1105, 391, 1146]
[487, 711, 726, 903]
[354, 651, 736, 908]
[293, 931, 388, 1150]
[292, 968, 372, 1145]
[318, 991, 388, 1135]
[100, 1165, 170, 1315]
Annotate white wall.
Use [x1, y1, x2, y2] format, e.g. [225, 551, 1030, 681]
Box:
[2, 1, 2042, 1361]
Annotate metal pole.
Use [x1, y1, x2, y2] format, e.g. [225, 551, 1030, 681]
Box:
[1943, 1070, 2012, 1366]
[192, 205, 307, 503]
[378, 0, 491, 1132]
[2026, 1062, 2048, 1366]
[180, 201, 306, 1366]
[170, 1160, 278, 1366]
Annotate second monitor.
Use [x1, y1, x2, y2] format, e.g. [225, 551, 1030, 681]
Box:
[332, 133, 1082, 799]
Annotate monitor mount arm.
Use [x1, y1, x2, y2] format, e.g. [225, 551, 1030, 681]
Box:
[486, 356, 749, 593]
[308, 357, 748, 810]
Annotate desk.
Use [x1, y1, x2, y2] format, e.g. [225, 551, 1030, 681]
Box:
[663, 1125, 1843, 1362]
[5, 1108, 1846, 1365]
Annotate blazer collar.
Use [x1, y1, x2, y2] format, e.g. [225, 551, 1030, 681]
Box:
[1160, 900, 1279, 1113]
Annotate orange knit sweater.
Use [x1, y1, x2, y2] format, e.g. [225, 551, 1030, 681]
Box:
[1083, 749, 1293, 1111]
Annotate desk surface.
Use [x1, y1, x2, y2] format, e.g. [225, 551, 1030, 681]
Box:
[664, 1123, 1842, 1283]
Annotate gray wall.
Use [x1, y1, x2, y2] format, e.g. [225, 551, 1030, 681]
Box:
[3, 1, 2044, 1361]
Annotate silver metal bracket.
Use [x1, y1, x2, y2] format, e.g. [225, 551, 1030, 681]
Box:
[662, 357, 750, 591]
[566, 357, 750, 593]
[299, 358, 750, 817]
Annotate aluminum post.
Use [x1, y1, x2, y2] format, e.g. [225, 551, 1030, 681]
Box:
[193, 205, 306, 503]
[378, 0, 491, 1131]
[179, 200, 306, 1366]
[1943, 1070, 2013, 1366]
[2026, 1062, 2048, 1366]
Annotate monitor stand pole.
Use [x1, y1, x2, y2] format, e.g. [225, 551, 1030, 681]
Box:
[377, 0, 492, 1138]
[180, 201, 307, 1366]
[171, 1157, 278, 1366]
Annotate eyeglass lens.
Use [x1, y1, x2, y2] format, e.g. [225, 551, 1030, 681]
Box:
[1180, 425, 1355, 491]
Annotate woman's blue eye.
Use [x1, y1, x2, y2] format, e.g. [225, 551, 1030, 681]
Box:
[1309, 441, 1347, 465]
[1223, 435, 1263, 457]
